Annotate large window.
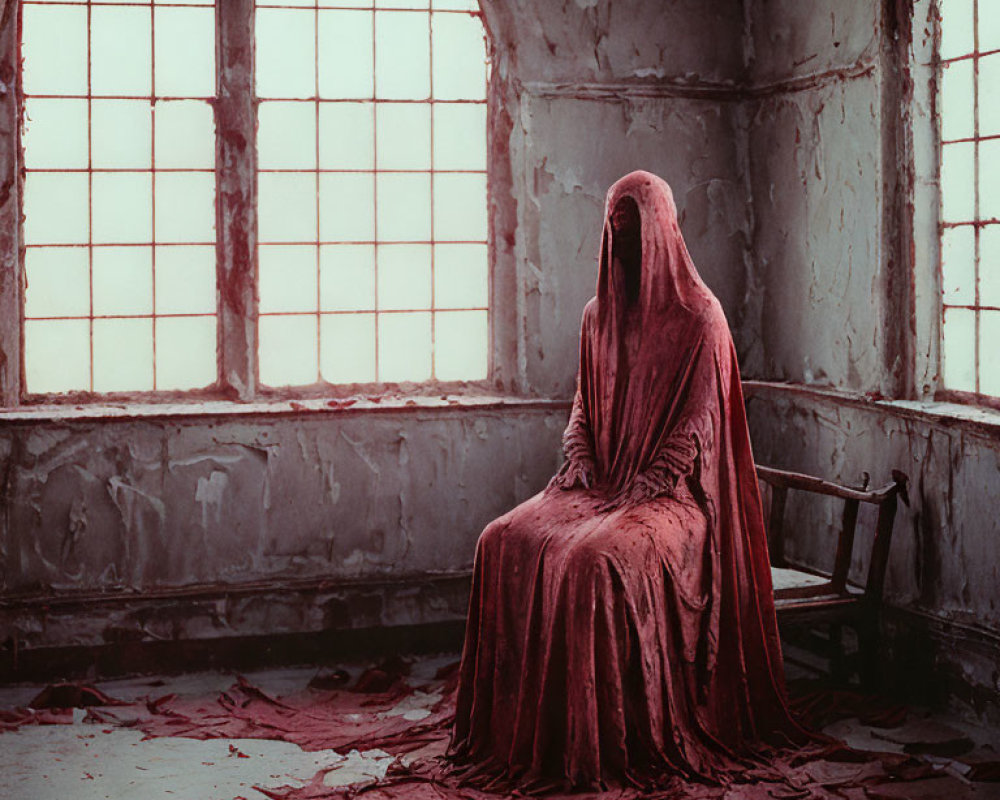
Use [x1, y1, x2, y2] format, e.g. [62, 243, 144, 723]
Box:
[938, 0, 1000, 398]
[18, 0, 487, 399]
[254, 1, 487, 387]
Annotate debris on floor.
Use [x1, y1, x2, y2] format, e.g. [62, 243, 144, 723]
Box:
[1, 653, 999, 799]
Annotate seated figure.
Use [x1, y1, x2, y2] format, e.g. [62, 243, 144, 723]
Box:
[449, 171, 812, 792]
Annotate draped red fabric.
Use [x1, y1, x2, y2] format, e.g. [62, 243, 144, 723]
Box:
[449, 171, 815, 792]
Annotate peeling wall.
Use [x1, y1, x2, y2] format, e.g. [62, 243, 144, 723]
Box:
[742, 0, 1000, 715]
[1, 403, 565, 648]
[740, 0, 886, 387]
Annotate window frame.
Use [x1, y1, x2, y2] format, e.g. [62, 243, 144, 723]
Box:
[1, 0, 496, 408]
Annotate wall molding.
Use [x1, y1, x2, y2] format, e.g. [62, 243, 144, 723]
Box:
[521, 58, 877, 104]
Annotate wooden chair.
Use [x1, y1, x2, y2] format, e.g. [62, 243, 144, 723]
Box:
[756, 465, 910, 687]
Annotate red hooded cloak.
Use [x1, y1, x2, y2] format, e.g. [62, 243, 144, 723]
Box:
[449, 171, 812, 792]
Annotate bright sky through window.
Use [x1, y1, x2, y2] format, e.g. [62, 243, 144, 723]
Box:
[21, 0, 218, 395]
[254, 0, 489, 387]
[939, 0, 1000, 397]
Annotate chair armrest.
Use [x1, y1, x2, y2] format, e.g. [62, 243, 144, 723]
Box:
[756, 465, 906, 505]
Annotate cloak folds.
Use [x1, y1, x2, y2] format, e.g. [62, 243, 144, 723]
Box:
[449, 171, 814, 792]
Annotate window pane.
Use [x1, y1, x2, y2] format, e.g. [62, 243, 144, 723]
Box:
[258, 101, 317, 170]
[378, 311, 431, 381]
[154, 6, 215, 97]
[434, 243, 487, 308]
[260, 173, 318, 242]
[318, 10, 374, 99]
[941, 226, 975, 305]
[375, 11, 429, 100]
[377, 244, 431, 310]
[939, 58, 974, 142]
[259, 245, 318, 314]
[92, 100, 153, 169]
[256, 8, 316, 99]
[939, 0, 974, 60]
[25, 319, 91, 394]
[979, 0, 1000, 53]
[318, 103, 375, 169]
[259, 314, 319, 386]
[433, 104, 486, 170]
[980, 140, 1000, 221]
[941, 142, 975, 222]
[22, 5, 88, 96]
[980, 55, 1000, 139]
[980, 311, 1000, 396]
[91, 7, 152, 97]
[320, 245, 375, 311]
[432, 11, 486, 101]
[319, 174, 375, 241]
[435, 309, 486, 380]
[25, 248, 90, 319]
[376, 103, 430, 170]
[320, 314, 376, 383]
[982, 225, 1000, 308]
[156, 316, 216, 390]
[431, 0, 478, 8]
[93, 318, 155, 392]
[155, 101, 215, 169]
[155, 245, 216, 315]
[376, 173, 431, 241]
[156, 172, 216, 243]
[92, 246, 154, 316]
[23, 99, 88, 169]
[93, 173, 153, 244]
[433, 173, 487, 240]
[380, 0, 429, 8]
[942, 307, 977, 392]
[24, 173, 89, 245]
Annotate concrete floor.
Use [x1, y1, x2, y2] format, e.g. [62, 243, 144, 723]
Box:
[1, 653, 999, 800]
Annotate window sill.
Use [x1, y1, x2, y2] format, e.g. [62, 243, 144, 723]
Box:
[743, 380, 1000, 438]
[0, 393, 571, 425]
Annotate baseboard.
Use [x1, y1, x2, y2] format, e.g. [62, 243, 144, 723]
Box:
[0, 573, 473, 684]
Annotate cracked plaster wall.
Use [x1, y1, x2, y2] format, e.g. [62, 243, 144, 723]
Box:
[0, 406, 565, 648]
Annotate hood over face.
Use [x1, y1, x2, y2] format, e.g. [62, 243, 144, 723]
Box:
[597, 170, 711, 326]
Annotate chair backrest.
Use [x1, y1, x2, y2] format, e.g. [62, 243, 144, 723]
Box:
[755, 466, 909, 602]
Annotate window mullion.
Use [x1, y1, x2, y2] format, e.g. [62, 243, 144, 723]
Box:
[0, 5, 22, 406]
[215, 0, 257, 400]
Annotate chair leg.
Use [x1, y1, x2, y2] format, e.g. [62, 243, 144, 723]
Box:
[829, 623, 847, 685]
[857, 615, 882, 690]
